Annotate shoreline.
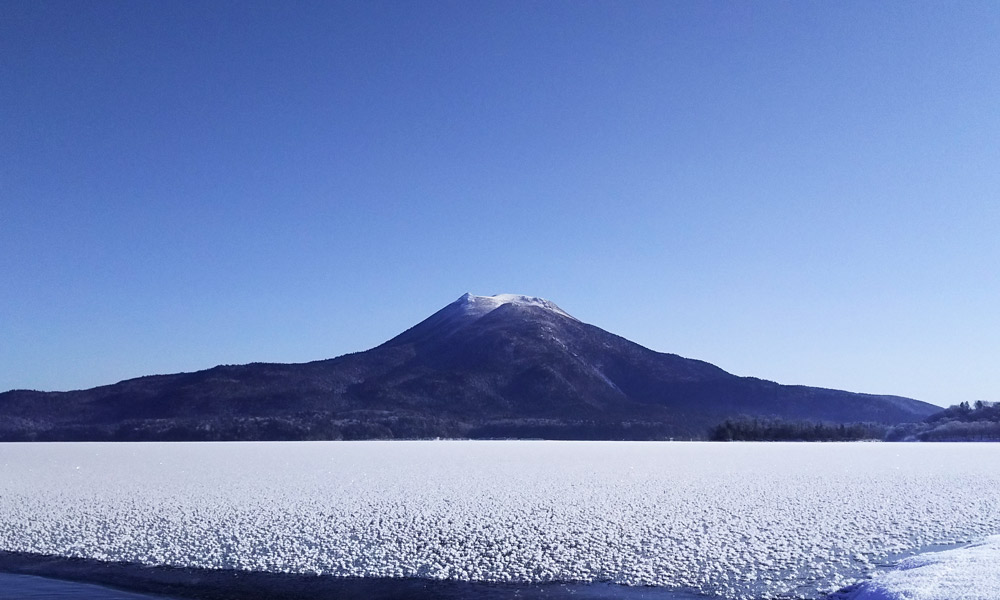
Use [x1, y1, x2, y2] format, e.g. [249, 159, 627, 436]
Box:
[0, 551, 706, 600]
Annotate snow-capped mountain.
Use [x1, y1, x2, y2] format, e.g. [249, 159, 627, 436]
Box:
[0, 293, 938, 441]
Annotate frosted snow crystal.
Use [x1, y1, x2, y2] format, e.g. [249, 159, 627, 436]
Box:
[1, 441, 999, 600]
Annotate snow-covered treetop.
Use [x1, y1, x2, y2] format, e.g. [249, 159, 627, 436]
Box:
[456, 293, 577, 321]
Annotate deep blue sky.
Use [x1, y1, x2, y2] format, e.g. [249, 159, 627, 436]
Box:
[3, 1, 998, 406]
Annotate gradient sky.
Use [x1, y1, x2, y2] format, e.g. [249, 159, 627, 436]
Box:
[3, 1, 999, 407]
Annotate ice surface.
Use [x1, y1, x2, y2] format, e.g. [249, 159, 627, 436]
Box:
[839, 536, 1000, 600]
[1, 441, 999, 600]
[0, 573, 169, 599]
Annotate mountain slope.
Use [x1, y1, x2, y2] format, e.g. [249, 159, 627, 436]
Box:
[0, 293, 938, 440]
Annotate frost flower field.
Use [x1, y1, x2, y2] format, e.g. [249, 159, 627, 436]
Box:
[1, 441, 999, 599]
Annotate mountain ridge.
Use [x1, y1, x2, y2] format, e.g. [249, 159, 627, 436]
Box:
[0, 293, 938, 441]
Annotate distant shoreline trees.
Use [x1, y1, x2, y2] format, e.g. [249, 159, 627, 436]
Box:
[885, 400, 1000, 441]
[711, 401, 1000, 442]
[709, 417, 887, 442]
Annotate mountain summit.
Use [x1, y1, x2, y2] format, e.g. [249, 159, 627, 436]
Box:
[455, 293, 577, 320]
[383, 293, 576, 348]
[0, 293, 938, 441]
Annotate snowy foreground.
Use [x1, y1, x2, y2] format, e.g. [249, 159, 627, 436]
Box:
[837, 536, 1000, 600]
[1, 442, 999, 600]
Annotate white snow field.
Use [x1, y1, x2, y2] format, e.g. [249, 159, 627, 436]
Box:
[1, 441, 999, 600]
[838, 536, 1000, 600]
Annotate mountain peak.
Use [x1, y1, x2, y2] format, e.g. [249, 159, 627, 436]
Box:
[380, 293, 578, 349]
[0, 291, 940, 441]
[456, 293, 577, 321]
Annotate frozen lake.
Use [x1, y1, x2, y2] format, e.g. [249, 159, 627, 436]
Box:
[0, 573, 172, 599]
[1, 441, 999, 599]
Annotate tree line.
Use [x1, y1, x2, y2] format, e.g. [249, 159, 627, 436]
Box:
[712, 401, 1000, 442]
[709, 417, 887, 441]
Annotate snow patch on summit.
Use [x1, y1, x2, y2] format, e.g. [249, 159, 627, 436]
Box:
[458, 293, 577, 321]
[382, 293, 578, 347]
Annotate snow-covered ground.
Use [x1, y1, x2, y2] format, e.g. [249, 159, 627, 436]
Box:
[1, 441, 998, 600]
[836, 536, 1000, 600]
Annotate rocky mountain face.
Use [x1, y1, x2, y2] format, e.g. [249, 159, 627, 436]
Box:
[0, 293, 938, 441]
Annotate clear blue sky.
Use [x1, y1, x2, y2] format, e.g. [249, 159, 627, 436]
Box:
[3, 1, 998, 407]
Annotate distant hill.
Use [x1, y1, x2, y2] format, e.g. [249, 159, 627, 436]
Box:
[0, 293, 938, 441]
